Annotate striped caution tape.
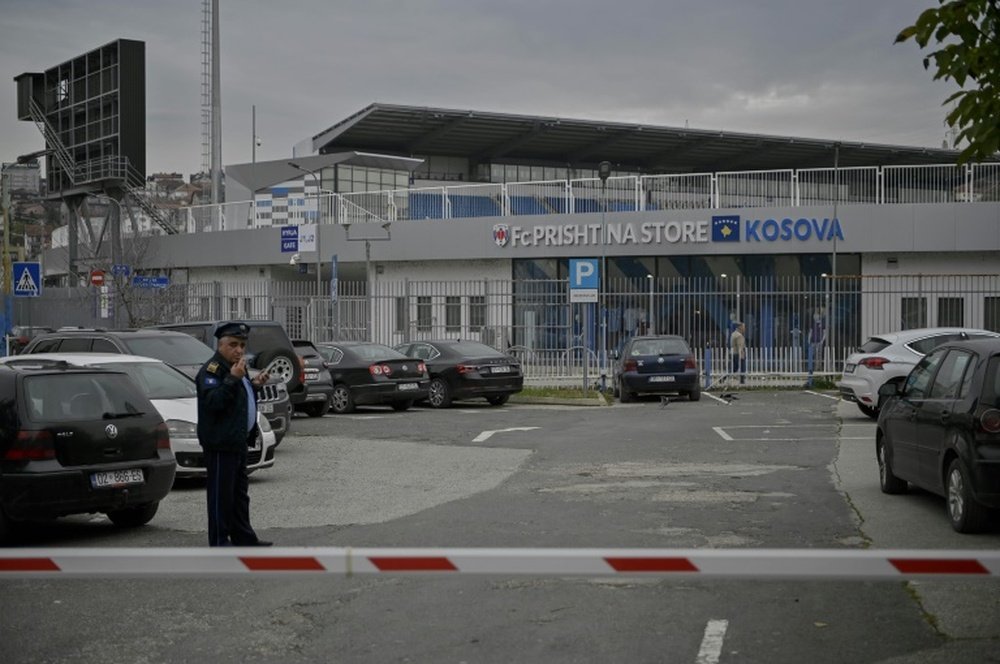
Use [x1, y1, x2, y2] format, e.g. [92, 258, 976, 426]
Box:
[1, 548, 998, 579]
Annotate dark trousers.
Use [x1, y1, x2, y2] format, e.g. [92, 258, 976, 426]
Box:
[731, 356, 746, 384]
[205, 447, 258, 546]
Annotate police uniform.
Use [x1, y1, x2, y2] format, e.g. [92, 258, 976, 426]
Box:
[196, 322, 270, 547]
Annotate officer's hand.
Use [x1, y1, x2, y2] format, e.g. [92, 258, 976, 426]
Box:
[231, 356, 247, 379]
[252, 370, 270, 387]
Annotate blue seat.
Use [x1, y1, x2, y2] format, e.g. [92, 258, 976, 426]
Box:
[609, 200, 636, 212]
[510, 195, 548, 216]
[573, 198, 601, 213]
[409, 193, 444, 220]
[449, 194, 501, 218]
[545, 197, 568, 214]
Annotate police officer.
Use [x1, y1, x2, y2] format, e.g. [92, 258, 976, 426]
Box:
[196, 322, 272, 547]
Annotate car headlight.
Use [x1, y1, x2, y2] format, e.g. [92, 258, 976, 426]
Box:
[166, 419, 197, 437]
[257, 413, 272, 432]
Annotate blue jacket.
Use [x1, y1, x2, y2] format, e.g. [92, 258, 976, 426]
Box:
[196, 352, 259, 453]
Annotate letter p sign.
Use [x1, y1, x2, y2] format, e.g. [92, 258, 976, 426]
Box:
[570, 258, 599, 289]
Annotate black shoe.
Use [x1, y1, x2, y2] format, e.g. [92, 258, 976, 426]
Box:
[251, 540, 273, 547]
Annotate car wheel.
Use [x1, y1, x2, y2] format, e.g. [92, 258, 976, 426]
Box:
[428, 378, 452, 408]
[329, 384, 355, 414]
[946, 458, 989, 533]
[486, 394, 510, 406]
[688, 386, 701, 402]
[303, 400, 329, 418]
[106, 502, 159, 528]
[619, 380, 634, 403]
[858, 403, 879, 419]
[254, 348, 303, 391]
[877, 438, 907, 494]
[0, 507, 9, 543]
[391, 400, 413, 412]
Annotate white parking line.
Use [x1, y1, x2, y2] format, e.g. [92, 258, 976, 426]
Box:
[695, 619, 729, 664]
[712, 427, 733, 441]
[804, 390, 839, 400]
[472, 427, 540, 443]
[704, 392, 731, 405]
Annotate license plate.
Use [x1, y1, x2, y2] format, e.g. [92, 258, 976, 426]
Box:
[491, 365, 511, 374]
[649, 376, 675, 382]
[398, 383, 418, 391]
[307, 393, 327, 401]
[845, 363, 856, 373]
[259, 403, 274, 414]
[90, 468, 144, 489]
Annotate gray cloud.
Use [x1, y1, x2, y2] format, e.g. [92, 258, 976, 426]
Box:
[1, 0, 957, 177]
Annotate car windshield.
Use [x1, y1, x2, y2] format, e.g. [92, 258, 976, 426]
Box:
[349, 344, 408, 361]
[100, 362, 197, 400]
[23, 373, 150, 422]
[123, 335, 214, 366]
[249, 326, 290, 354]
[629, 339, 689, 355]
[448, 341, 504, 357]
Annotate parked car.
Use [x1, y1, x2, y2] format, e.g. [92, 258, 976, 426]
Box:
[839, 327, 1000, 419]
[150, 320, 305, 420]
[612, 335, 701, 402]
[291, 340, 334, 417]
[0, 360, 176, 541]
[22, 327, 292, 444]
[875, 338, 1000, 533]
[8, 325, 55, 354]
[315, 342, 430, 414]
[0, 354, 276, 478]
[391, 340, 522, 408]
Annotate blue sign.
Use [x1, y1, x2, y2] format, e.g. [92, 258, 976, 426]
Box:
[280, 225, 298, 253]
[12, 262, 41, 298]
[132, 275, 170, 289]
[569, 259, 599, 289]
[711, 215, 740, 242]
[111, 263, 131, 277]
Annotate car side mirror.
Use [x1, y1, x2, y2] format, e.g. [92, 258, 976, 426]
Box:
[877, 382, 900, 398]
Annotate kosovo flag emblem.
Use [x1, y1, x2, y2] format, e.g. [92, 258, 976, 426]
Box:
[712, 215, 740, 242]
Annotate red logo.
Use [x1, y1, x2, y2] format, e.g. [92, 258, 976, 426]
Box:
[90, 270, 106, 287]
[493, 224, 509, 248]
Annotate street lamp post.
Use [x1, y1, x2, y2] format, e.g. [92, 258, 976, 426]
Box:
[597, 160, 612, 391]
[287, 162, 323, 297]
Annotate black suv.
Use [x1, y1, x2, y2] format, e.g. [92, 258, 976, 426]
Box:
[150, 320, 306, 416]
[292, 340, 334, 417]
[22, 328, 292, 443]
[876, 338, 1000, 533]
[0, 361, 176, 541]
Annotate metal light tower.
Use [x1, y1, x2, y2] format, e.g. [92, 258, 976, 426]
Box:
[288, 162, 323, 297]
[597, 160, 612, 391]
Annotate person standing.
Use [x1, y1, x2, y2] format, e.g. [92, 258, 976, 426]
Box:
[196, 322, 272, 547]
[729, 321, 746, 386]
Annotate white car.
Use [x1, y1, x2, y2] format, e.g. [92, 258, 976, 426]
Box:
[838, 327, 1000, 419]
[0, 353, 276, 478]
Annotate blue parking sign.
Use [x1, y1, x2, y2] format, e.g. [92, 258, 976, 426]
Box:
[12, 262, 41, 298]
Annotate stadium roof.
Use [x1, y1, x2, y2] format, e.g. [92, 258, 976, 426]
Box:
[309, 103, 973, 174]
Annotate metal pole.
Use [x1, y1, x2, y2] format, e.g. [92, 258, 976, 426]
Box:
[831, 142, 840, 371]
[598, 161, 611, 391]
[210, 0, 222, 208]
[647, 274, 654, 335]
[287, 162, 322, 299]
[365, 239, 372, 342]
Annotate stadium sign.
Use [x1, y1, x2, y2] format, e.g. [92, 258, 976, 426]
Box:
[497, 216, 844, 248]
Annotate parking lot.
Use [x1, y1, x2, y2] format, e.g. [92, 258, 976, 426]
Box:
[3, 389, 999, 663]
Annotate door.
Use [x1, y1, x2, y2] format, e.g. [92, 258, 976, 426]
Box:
[914, 349, 974, 492]
[889, 349, 946, 481]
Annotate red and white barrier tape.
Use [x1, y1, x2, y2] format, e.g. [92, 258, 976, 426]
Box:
[1, 548, 999, 579]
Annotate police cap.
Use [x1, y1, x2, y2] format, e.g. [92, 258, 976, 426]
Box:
[214, 322, 250, 340]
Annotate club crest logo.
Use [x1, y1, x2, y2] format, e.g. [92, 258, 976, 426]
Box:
[493, 224, 509, 248]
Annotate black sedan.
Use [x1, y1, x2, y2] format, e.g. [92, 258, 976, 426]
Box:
[392, 340, 523, 408]
[613, 335, 701, 402]
[315, 342, 429, 414]
[876, 338, 1000, 533]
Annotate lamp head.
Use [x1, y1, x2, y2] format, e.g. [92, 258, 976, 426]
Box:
[289, 253, 301, 266]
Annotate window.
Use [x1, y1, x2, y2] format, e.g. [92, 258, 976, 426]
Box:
[937, 297, 964, 327]
[59, 337, 92, 352]
[900, 297, 926, 330]
[909, 334, 961, 355]
[91, 338, 119, 353]
[904, 349, 946, 399]
[445, 296, 461, 333]
[469, 296, 486, 331]
[416, 296, 432, 332]
[985, 297, 1000, 333]
[929, 351, 973, 399]
[395, 297, 407, 333]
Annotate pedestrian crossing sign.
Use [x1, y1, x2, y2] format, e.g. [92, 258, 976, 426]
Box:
[12, 262, 41, 298]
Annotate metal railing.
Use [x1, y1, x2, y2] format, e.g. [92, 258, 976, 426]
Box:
[174, 162, 1000, 233]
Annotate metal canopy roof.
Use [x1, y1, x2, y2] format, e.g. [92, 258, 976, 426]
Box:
[310, 103, 972, 173]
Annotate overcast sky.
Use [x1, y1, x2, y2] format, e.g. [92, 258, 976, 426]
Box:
[1, 0, 956, 177]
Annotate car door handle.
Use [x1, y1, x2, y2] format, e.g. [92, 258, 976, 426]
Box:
[940, 410, 951, 423]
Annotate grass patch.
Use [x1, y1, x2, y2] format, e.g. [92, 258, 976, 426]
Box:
[519, 386, 603, 399]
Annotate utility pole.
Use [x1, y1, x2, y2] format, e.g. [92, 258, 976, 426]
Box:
[1, 172, 12, 351]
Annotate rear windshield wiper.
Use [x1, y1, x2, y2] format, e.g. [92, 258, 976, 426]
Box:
[102, 411, 145, 419]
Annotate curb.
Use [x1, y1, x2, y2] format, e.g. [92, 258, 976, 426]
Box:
[509, 394, 610, 407]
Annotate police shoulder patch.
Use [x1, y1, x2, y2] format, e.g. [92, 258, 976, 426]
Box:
[203, 376, 219, 386]
[206, 361, 220, 374]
